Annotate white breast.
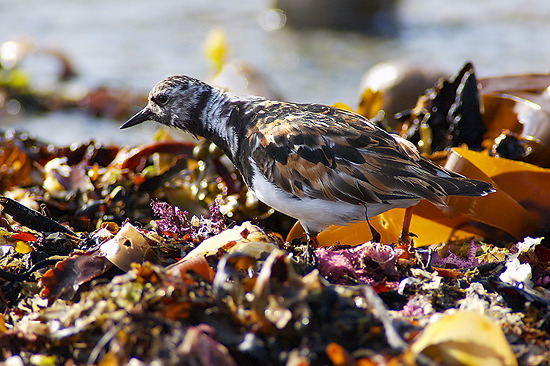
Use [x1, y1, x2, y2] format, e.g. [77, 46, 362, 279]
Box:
[250, 164, 422, 235]
[250, 165, 368, 234]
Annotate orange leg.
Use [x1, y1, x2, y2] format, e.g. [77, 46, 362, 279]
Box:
[399, 206, 415, 246]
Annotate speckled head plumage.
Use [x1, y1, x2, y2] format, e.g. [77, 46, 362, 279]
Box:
[122, 75, 215, 133]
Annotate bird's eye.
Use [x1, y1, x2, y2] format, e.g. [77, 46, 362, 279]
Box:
[154, 94, 169, 106]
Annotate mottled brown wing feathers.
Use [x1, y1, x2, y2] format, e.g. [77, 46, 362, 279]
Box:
[247, 102, 482, 206]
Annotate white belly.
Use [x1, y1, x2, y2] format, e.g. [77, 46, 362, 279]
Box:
[250, 165, 419, 235]
[251, 166, 363, 234]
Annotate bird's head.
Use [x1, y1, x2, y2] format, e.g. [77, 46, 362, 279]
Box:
[120, 75, 212, 132]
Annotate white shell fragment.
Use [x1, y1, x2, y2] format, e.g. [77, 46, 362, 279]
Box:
[183, 221, 277, 260]
[100, 222, 158, 271]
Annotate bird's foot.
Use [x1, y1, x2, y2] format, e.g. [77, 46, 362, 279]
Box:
[398, 230, 417, 247]
[304, 234, 319, 270]
[397, 231, 417, 260]
[285, 235, 318, 273]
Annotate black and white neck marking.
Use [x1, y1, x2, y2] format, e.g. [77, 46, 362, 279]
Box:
[196, 90, 241, 158]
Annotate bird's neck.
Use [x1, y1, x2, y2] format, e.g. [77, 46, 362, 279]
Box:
[196, 88, 261, 161]
[195, 89, 238, 160]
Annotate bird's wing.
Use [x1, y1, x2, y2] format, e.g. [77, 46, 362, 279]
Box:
[246, 102, 453, 206]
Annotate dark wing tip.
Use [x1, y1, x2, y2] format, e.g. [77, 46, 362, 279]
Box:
[457, 179, 496, 197]
[479, 182, 497, 196]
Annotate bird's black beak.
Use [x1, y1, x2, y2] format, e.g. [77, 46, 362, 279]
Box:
[120, 108, 154, 129]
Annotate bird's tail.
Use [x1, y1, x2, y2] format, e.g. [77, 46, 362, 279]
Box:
[436, 176, 495, 197]
[418, 156, 495, 200]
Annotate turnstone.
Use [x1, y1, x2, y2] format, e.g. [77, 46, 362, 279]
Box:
[121, 75, 494, 245]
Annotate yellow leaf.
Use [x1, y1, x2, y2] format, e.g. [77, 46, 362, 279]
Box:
[332, 102, 353, 112]
[29, 354, 57, 366]
[410, 311, 517, 366]
[445, 148, 544, 237]
[15, 240, 33, 254]
[203, 27, 229, 74]
[0, 68, 30, 89]
[287, 208, 480, 247]
[357, 88, 385, 119]
[0, 316, 7, 334]
[97, 352, 121, 366]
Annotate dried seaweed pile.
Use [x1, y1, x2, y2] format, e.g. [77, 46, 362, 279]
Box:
[0, 44, 549, 366]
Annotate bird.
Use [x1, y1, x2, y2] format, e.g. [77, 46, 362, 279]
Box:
[121, 75, 494, 246]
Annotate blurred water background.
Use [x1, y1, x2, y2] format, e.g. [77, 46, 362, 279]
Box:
[1, 0, 550, 145]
